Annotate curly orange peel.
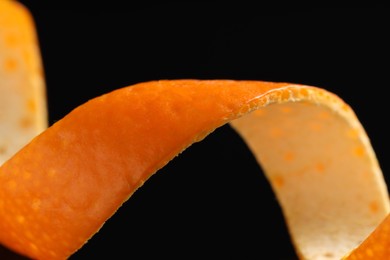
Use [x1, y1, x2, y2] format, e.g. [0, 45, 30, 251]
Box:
[0, 79, 389, 259]
[1, 1, 389, 260]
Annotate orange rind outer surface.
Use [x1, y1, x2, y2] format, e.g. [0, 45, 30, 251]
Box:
[344, 214, 390, 259]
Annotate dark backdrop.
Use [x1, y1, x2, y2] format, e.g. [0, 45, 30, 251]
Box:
[1, 3, 389, 259]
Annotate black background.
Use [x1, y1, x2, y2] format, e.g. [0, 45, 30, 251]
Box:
[1, 3, 389, 259]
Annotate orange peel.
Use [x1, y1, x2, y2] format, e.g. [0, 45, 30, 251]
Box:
[0, 0, 47, 165]
[0, 79, 389, 259]
[344, 214, 390, 259]
[1, 1, 390, 260]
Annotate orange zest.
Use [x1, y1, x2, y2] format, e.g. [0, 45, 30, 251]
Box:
[1, 1, 389, 260]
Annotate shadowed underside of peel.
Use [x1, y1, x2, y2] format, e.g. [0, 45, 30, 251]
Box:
[0, 79, 388, 260]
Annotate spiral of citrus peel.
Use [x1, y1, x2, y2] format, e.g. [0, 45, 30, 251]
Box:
[1, 1, 390, 260]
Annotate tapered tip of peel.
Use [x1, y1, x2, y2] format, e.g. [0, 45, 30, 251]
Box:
[0, 0, 47, 165]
